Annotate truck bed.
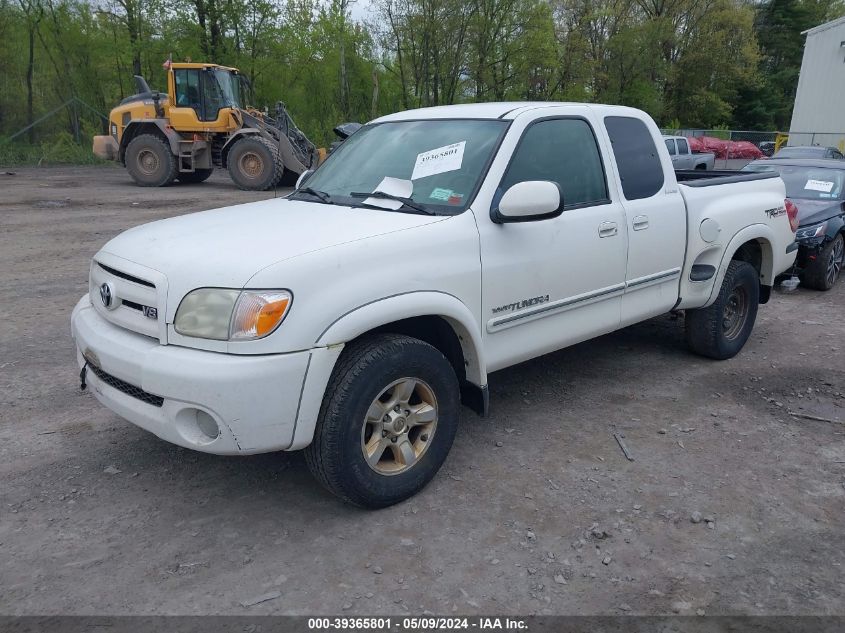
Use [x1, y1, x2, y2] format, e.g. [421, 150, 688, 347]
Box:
[675, 170, 779, 187]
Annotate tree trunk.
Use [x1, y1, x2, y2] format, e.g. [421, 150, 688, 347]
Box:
[26, 24, 35, 143]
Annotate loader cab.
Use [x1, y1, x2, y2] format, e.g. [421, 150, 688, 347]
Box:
[167, 64, 243, 131]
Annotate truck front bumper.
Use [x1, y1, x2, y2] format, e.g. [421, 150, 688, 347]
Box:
[71, 296, 314, 455]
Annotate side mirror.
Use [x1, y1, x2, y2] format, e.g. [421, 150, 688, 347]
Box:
[295, 169, 314, 190]
[491, 181, 564, 224]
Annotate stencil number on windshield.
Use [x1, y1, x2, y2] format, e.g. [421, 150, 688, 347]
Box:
[412, 142, 465, 180]
[805, 179, 834, 193]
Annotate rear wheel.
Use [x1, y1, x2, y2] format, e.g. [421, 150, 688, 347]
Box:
[305, 334, 460, 508]
[686, 260, 759, 360]
[227, 137, 283, 191]
[177, 168, 214, 184]
[125, 134, 177, 187]
[800, 233, 844, 291]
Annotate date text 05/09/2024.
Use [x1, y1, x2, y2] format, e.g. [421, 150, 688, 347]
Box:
[307, 617, 528, 630]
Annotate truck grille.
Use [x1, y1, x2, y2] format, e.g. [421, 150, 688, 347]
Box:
[90, 259, 165, 341]
[87, 362, 164, 407]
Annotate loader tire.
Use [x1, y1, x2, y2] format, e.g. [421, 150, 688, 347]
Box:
[227, 137, 283, 191]
[177, 168, 214, 184]
[125, 134, 178, 187]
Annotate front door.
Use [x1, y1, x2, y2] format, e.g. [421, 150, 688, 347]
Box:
[476, 112, 628, 372]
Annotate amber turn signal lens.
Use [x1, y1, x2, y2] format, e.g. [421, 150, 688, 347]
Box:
[230, 290, 292, 340]
[255, 297, 290, 336]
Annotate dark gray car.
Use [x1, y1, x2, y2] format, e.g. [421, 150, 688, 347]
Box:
[772, 146, 844, 160]
[743, 158, 845, 290]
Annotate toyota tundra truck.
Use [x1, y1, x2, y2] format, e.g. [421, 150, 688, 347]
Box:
[71, 103, 799, 507]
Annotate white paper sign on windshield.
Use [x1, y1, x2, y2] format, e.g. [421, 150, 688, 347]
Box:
[805, 179, 834, 193]
[411, 142, 466, 180]
[362, 176, 414, 210]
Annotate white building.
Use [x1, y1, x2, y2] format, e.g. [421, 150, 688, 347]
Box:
[788, 15, 845, 149]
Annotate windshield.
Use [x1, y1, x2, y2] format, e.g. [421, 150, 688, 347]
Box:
[301, 119, 509, 213]
[743, 163, 845, 201]
[211, 69, 242, 108]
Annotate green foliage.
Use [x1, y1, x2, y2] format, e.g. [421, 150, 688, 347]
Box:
[0, 0, 841, 164]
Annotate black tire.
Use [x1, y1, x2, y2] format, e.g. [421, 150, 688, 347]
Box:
[124, 134, 178, 187]
[685, 260, 760, 360]
[305, 334, 460, 508]
[177, 168, 214, 184]
[226, 137, 283, 190]
[800, 233, 844, 291]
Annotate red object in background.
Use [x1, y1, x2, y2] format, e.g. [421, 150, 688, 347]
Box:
[685, 136, 764, 160]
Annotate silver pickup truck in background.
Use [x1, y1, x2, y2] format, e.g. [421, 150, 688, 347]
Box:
[664, 135, 715, 170]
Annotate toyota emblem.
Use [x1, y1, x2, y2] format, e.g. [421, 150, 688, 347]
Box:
[99, 282, 117, 310]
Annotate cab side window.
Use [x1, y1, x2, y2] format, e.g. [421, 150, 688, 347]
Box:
[604, 116, 664, 200]
[677, 138, 689, 155]
[665, 139, 676, 155]
[500, 118, 609, 209]
[174, 69, 201, 110]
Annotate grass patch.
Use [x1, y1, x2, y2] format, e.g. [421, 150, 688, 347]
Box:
[0, 133, 108, 167]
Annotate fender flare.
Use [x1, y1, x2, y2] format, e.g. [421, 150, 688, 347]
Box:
[315, 291, 488, 387]
[120, 120, 181, 162]
[706, 223, 777, 306]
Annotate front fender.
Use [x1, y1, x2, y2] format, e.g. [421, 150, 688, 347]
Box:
[315, 290, 487, 386]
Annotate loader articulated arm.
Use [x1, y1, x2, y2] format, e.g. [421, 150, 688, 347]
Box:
[239, 105, 318, 174]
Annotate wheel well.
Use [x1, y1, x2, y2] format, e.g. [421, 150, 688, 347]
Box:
[119, 123, 169, 164]
[350, 316, 487, 416]
[731, 240, 762, 274]
[731, 239, 774, 304]
[695, 163, 707, 170]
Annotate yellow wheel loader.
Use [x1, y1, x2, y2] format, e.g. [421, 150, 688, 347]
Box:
[93, 62, 321, 190]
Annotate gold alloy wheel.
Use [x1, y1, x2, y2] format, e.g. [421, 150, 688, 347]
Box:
[361, 377, 438, 475]
[238, 151, 264, 179]
[137, 148, 160, 175]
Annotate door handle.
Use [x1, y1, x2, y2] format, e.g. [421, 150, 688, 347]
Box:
[632, 215, 649, 231]
[598, 221, 618, 238]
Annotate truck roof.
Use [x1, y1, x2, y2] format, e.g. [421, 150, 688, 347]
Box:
[372, 102, 645, 123]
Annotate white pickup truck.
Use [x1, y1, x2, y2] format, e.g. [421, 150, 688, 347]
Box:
[72, 103, 798, 507]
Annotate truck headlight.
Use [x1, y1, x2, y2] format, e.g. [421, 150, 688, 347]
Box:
[174, 289, 292, 341]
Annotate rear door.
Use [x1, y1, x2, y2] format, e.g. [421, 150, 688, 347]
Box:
[603, 115, 687, 326]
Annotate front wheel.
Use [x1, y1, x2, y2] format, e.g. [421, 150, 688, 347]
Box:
[800, 233, 844, 291]
[226, 137, 283, 190]
[305, 334, 460, 508]
[685, 260, 760, 360]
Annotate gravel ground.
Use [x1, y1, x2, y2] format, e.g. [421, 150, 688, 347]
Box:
[1, 166, 843, 616]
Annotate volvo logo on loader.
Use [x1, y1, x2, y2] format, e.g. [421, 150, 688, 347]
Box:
[99, 282, 116, 310]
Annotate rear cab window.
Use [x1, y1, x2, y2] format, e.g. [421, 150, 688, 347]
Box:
[677, 138, 689, 155]
[604, 116, 665, 200]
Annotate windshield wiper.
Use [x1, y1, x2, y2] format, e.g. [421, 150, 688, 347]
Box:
[291, 187, 334, 204]
[350, 191, 434, 215]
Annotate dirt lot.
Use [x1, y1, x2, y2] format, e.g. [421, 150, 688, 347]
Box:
[1, 166, 843, 616]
